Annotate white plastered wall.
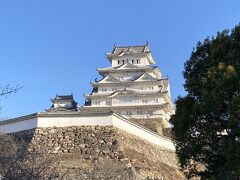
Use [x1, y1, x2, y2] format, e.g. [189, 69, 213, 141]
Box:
[112, 113, 175, 150]
[0, 113, 175, 151]
[0, 118, 38, 134]
[37, 115, 113, 127]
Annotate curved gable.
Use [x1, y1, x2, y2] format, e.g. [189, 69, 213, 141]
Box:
[109, 89, 140, 98]
[134, 72, 158, 82]
[98, 74, 120, 83]
[116, 62, 138, 70]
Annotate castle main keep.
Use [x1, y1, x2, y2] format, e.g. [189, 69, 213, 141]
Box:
[83, 44, 175, 128]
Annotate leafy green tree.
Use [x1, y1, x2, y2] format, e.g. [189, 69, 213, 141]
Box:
[171, 25, 240, 179]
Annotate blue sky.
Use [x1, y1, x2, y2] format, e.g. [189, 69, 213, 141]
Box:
[0, 1, 239, 118]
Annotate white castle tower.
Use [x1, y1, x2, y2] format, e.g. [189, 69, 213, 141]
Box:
[82, 43, 175, 128]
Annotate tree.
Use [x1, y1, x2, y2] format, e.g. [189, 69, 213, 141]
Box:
[0, 84, 22, 112]
[0, 85, 65, 179]
[0, 133, 62, 180]
[0, 84, 22, 98]
[170, 25, 240, 179]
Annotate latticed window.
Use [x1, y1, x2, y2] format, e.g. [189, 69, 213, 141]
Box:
[95, 101, 100, 105]
[133, 75, 138, 79]
[105, 101, 111, 105]
[127, 111, 132, 115]
[142, 99, 148, 104]
[148, 110, 153, 115]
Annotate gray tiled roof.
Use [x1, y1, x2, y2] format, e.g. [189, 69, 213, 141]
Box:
[54, 95, 74, 100]
[111, 44, 149, 55]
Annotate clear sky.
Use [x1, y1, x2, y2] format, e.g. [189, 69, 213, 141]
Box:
[0, 1, 239, 118]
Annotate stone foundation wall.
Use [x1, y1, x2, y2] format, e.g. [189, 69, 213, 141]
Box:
[130, 119, 173, 138]
[116, 130, 184, 180]
[131, 119, 164, 134]
[31, 126, 120, 156]
[11, 126, 185, 180]
[12, 126, 136, 179]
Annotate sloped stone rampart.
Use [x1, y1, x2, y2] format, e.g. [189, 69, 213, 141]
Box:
[116, 130, 185, 180]
[131, 119, 164, 134]
[12, 126, 185, 179]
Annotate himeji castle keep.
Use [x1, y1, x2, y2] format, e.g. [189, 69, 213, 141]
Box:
[82, 43, 175, 128]
[0, 43, 176, 151]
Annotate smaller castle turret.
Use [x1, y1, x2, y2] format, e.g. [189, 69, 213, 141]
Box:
[48, 94, 78, 111]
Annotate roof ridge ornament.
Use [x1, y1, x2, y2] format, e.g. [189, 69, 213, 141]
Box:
[144, 41, 149, 52]
[112, 42, 117, 54]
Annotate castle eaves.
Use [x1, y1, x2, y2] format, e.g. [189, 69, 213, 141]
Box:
[111, 44, 149, 55]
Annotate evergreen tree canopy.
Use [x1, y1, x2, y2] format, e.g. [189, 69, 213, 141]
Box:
[171, 25, 240, 180]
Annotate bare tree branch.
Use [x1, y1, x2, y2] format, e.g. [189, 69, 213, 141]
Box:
[0, 133, 63, 180]
[0, 84, 23, 98]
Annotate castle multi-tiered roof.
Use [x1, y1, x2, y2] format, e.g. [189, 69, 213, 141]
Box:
[83, 44, 175, 127]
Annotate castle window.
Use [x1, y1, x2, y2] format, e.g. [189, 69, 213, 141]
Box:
[148, 110, 153, 115]
[112, 87, 117, 91]
[136, 59, 139, 64]
[95, 101, 100, 105]
[102, 88, 107, 92]
[105, 101, 111, 105]
[132, 60, 134, 64]
[143, 76, 148, 80]
[137, 111, 142, 115]
[154, 99, 158, 103]
[122, 60, 125, 64]
[142, 99, 148, 104]
[118, 60, 120, 64]
[127, 111, 132, 115]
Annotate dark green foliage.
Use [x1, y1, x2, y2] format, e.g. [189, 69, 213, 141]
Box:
[171, 25, 240, 179]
